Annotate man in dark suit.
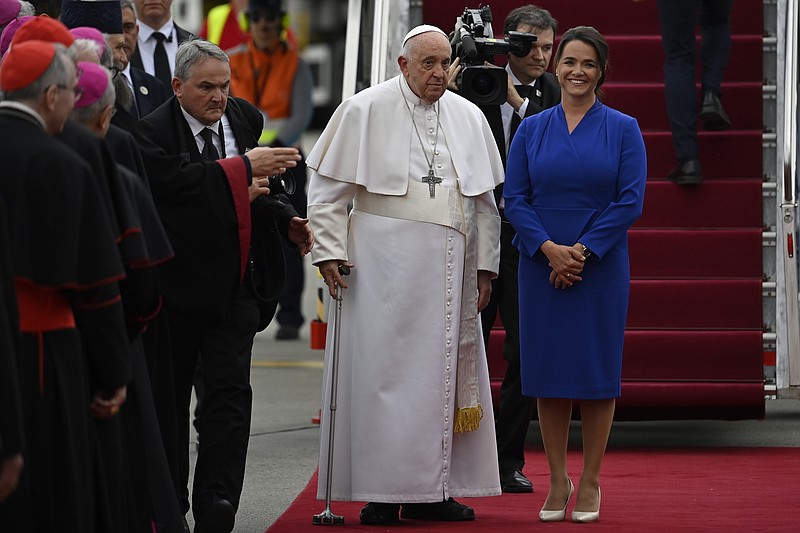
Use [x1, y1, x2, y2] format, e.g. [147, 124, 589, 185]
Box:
[131, 0, 194, 88]
[453, 5, 561, 494]
[121, 0, 170, 118]
[139, 39, 313, 533]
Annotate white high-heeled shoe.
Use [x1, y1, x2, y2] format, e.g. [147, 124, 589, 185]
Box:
[571, 487, 601, 523]
[538, 479, 574, 522]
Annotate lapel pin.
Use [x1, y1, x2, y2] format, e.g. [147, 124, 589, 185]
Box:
[140, 86, 149, 95]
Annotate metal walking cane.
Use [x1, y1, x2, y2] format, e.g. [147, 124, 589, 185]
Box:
[313, 264, 350, 526]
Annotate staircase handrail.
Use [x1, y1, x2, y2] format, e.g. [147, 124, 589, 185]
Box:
[778, 0, 800, 392]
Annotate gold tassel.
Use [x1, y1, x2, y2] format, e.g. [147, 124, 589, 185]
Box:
[453, 405, 484, 433]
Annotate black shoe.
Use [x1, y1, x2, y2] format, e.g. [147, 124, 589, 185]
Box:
[666, 158, 703, 185]
[700, 92, 731, 131]
[359, 502, 400, 525]
[500, 468, 533, 493]
[275, 325, 299, 340]
[194, 499, 235, 533]
[401, 497, 475, 521]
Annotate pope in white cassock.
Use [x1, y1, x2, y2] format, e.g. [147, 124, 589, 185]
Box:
[306, 25, 505, 525]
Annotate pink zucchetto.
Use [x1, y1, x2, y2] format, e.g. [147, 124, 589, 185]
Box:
[0, 14, 32, 56]
[0, 0, 21, 27]
[69, 26, 107, 58]
[74, 61, 110, 109]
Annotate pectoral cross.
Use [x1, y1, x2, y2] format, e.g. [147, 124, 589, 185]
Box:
[422, 169, 443, 198]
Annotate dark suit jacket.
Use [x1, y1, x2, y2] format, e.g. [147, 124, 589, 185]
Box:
[130, 22, 194, 75]
[129, 66, 170, 119]
[481, 72, 561, 166]
[140, 96, 297, 327]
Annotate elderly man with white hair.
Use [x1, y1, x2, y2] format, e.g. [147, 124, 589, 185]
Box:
[307, 24, 504, 525]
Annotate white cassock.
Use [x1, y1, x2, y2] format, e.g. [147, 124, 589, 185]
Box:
[307, 75, 504, 503]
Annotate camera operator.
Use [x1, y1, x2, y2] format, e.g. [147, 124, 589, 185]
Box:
[450, 4, 560, 494]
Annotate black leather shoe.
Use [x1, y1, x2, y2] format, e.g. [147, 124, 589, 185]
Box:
[275, 325, 299, 340]
[194, 499, 235, 533]
[500, 468, 534, 493]
[359, 502, 400, 525]
[700, 92, 731, 131]
[401, 497, 475, 521]
[666, 158, 703, 185]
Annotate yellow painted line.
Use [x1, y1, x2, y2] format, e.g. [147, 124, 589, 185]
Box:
[251, 360, 324, 369]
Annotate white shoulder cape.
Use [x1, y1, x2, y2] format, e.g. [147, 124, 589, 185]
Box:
[307, 75, 504, 197]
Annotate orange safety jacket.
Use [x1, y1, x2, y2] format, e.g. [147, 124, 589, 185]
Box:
[228, 40, 299, 144]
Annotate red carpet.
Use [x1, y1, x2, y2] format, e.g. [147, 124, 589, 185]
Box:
[266, 447, 800, 532]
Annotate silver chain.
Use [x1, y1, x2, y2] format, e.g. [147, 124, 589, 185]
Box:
[399, 77, 441, 176]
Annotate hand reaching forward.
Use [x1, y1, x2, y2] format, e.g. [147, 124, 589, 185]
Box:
[288, 217, 314, 256]
[245, 146, 300, 177]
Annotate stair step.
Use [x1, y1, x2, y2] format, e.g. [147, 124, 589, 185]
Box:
[623, 330, 763, 380]
[604, 82, 763, 132]
[629, 229, 763, 278]
[635, 180, 762, 229]
[643, 131, 762, 178]
[617, 382, 765, 420]
[627, 279, 762, 329]
[604, 35, 763, 83]
[499, 0, 762, 36]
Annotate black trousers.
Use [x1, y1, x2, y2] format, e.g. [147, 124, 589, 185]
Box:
[168, 284, 259, 519]
[657, 0, 733, 161]
[481, 220, 535, 472]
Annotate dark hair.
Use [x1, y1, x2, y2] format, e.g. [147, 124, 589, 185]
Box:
[503, 4, 557, 36]
[554, 26, 609, 96]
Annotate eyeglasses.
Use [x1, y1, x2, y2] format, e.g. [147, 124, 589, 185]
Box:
[56, 83, 85, 103]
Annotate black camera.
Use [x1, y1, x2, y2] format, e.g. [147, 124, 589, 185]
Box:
[451, 5, 537, 105]
[268, 172, 296, 195]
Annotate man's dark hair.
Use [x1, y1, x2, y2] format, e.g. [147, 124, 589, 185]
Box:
[503, 4, 557, 36]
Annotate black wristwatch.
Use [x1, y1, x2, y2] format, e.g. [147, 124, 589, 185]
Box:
[580, 244, 592, 259]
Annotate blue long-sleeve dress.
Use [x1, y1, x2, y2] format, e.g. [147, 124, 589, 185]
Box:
[504, 100, 647, 399]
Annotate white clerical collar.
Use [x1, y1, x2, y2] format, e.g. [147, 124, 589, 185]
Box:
[0, 101, 47, 131]
[399, 75, 434, 108]
[139, 18, 175, 42]
[180, 105, 222, 136]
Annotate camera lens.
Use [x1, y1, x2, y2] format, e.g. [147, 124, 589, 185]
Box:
[461, 65, 507, 105]
[470, 71, 497, 97]
[268, 173, 296, 195]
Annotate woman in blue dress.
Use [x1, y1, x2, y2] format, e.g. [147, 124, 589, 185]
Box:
[504, 26, 647, 523]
